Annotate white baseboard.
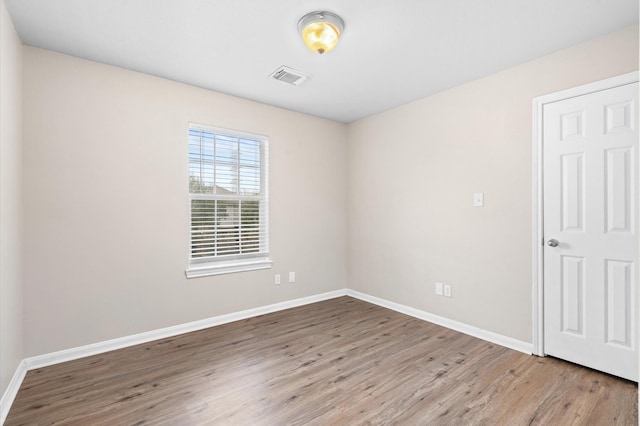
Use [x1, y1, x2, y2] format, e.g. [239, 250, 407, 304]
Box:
[347, 289, 533, 355]
[0, 359, 27, 425]
[25, 289, 348, 370]
[2, 287, 532, 422]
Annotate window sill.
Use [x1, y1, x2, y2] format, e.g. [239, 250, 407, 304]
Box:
[185, 258, 272, 278]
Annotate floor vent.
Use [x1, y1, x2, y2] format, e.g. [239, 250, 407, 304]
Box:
[269, 66, 309, 86]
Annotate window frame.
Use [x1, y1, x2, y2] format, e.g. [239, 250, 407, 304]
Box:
[185, 123, 271, 278]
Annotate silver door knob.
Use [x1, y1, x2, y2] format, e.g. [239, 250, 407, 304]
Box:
[547, 239, 559, 247]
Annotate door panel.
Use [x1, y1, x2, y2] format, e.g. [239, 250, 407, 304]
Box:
[560, 255, 584, 336]
[605, 259, 633, 347]
[561, 153, 585, 231]
[543, 82, 638, 381]
[605, 147, 633, 233]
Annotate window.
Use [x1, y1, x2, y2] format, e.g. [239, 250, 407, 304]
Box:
[186, 123, 271, 278]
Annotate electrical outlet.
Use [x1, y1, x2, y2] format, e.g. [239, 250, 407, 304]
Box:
[444, 284, 452, 298]
[473, 192, 484, 207]
[435, 282, 444, 296]
[288, 272, 296, 283]
[275, 274, 281, 285]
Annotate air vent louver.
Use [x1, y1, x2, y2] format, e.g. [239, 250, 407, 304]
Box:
[269, 66, 309, 86]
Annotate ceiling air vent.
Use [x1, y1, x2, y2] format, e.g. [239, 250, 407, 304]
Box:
[269, 66, 309, 86]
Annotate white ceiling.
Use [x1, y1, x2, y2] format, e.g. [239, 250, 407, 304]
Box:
[4, 0, 639, 123]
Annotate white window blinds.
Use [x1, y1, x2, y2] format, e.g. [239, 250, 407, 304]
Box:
[187, 124, 270, 277]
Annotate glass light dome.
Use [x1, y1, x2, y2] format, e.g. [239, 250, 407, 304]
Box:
[298, 11, 345, 55]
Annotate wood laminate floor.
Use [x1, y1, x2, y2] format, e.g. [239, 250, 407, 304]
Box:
[5, 296, 637, 425]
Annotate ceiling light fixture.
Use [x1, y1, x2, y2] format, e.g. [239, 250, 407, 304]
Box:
[298, 11, 345, 55]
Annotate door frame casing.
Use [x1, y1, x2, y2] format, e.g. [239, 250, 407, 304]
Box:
[531, 71, 639, 357]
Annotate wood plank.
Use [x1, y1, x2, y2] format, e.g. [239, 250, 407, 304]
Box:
[5, 297, 637, 425]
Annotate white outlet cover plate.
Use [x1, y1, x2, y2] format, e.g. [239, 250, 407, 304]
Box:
[473, 192, 484, 207]
[444, 284, 452, 297]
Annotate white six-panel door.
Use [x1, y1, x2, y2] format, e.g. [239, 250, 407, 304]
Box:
[542, 81, 638, 381]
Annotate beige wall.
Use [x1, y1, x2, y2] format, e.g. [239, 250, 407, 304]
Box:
[13, 20, 640, 361]
[0, 0, 23, 395]
[22, 47, 348, 357]
[347, 25, 639, 343]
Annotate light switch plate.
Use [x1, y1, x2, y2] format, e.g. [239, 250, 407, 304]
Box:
[435, 282, 444, 296]
[473, 192, 484, 207]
